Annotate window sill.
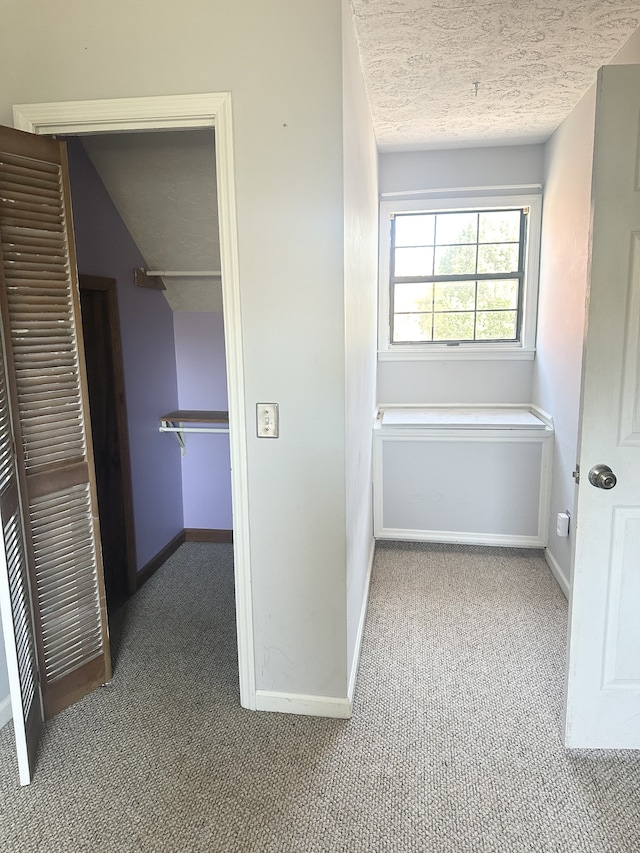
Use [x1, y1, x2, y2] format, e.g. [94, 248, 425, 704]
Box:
[378, 347, 536, 362]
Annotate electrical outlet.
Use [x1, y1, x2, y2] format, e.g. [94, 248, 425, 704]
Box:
[557, 511, 570, 537]
[257, 403, 279, 438]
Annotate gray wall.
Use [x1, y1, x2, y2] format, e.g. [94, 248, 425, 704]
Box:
[532, 93, 596, 590]
[0, 0, 367, 701]
[379, 144, 545, 197]
[343, 0, 379, 692]
[377, 144, 544, 405]
[533, 25, 640, 590]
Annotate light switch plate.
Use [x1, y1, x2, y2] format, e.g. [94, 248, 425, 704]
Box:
[257, 403, 279, 438]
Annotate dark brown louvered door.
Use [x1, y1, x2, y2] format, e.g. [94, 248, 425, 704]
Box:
[0, 125, 111, 720]
[0, 325, 42, 785]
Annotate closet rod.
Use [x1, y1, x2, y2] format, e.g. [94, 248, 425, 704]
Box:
[145, 270, 222, 278]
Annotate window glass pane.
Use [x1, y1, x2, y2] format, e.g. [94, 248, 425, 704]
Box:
[475, 311, 518, 340]
[434, 244, 476, 275]
[434, 281, 475, 312]
[394, 214, 435, 247]
[435, 213, 478, 245]
[387, 203, 529, 348]
[479, 210, 520, 243]
[477, 279, 519, 310]
[394, 282, 433, 313]
[433, 312, 475, 341]
[393, 313, 433, 342]
[477, 243, 519, 274]
[394, 246, 434, 277]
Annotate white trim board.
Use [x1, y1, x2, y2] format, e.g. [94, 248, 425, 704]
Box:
[377, 194, 543, 357]
[348, 539, 375, 704]
[13, 94, 256, 711]
[0, 694, 11, 730]
[545, 548, 570, 600]
[376, 529, 546, 548]
[373, 427, 553, 547]
[255, 690, 351, 719]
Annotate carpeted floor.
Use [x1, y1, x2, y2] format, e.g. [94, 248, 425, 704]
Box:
[0, 541, 639, 852]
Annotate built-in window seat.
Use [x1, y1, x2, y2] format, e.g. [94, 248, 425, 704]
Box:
[373, 405, 554, 547]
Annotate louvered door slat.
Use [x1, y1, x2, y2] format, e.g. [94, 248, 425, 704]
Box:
[0, 295, 42, 784]
[0, 172, 60, 193]
[35, 546, 94, 576]
[0, 153, 58, 176]
[10, 296, 71, 307]
[0, 124, 110, 725]
[21, 393, 80, 409]
[39, 576, 97, 611]
[1, 214, 65, 231]
[0, 181, 61, 201]
[1, 207, 62, 226]
[5, 246, 68, 260]
[5, 513, 37, 702]
[0, 184, 62, 205]
[9, 280, 69, 292]
[7, 224, 86, 476]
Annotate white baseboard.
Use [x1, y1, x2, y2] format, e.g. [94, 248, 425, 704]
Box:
[255, 690, 351, 719]
[545, 548, 570, 599]
[348, 539, 375, 704]
[376, 527, 545, 548]
[0, 694, 12, 729]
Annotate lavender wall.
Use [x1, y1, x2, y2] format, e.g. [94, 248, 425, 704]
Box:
[67, 140, 184, 571]
[173, 312, 232, 530]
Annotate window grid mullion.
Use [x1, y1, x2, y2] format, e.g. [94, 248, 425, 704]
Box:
[391, 271, 521, 285]
[473, 280, 478, 341]
[389, 215, 397, 345]
[390, 207, 527, 345]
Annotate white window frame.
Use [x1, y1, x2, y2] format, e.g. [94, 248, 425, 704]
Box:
[378, 193, 542, 361]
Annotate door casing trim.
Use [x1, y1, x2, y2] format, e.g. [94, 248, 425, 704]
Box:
[13, 94, 256, 710]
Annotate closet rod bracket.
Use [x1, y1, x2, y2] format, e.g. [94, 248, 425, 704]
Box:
[159, 410, 230, 457]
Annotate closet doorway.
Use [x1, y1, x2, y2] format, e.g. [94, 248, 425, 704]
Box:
[69, 127, 233, 608]
[12, 94, 256, 712]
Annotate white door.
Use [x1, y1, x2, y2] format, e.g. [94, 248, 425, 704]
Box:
[566, 64, 640, 748]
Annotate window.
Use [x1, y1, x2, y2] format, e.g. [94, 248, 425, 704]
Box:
[378, 195, 541, 359]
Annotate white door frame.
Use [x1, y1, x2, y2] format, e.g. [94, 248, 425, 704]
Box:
[12, 94, 256, 710]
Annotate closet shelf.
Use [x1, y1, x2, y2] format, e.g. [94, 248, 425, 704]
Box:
[159, 410, 229, 455]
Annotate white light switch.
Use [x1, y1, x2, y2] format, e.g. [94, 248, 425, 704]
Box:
[257, 403, 279, 438]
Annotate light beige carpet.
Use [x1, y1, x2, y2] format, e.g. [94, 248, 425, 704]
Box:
[0, 541, 638, 852]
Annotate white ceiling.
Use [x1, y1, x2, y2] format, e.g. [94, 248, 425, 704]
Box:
[349, 0, 640, 150]
[82, 130, 222, 312]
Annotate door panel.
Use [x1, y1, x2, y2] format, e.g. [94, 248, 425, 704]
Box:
[567, 65, 640, 748]
[0, 124, 111, 725]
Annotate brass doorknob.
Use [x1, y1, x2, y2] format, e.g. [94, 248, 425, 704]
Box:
[588, 464, 617, 490]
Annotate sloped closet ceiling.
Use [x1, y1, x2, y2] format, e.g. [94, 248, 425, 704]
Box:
[81, 129, 221, 312]
[349, 0, 640, 149]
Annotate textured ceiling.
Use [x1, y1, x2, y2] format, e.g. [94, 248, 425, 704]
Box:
[349, 0, 640, 149]
[79, 7, 640, 301]
[82, 130, 221, 312]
